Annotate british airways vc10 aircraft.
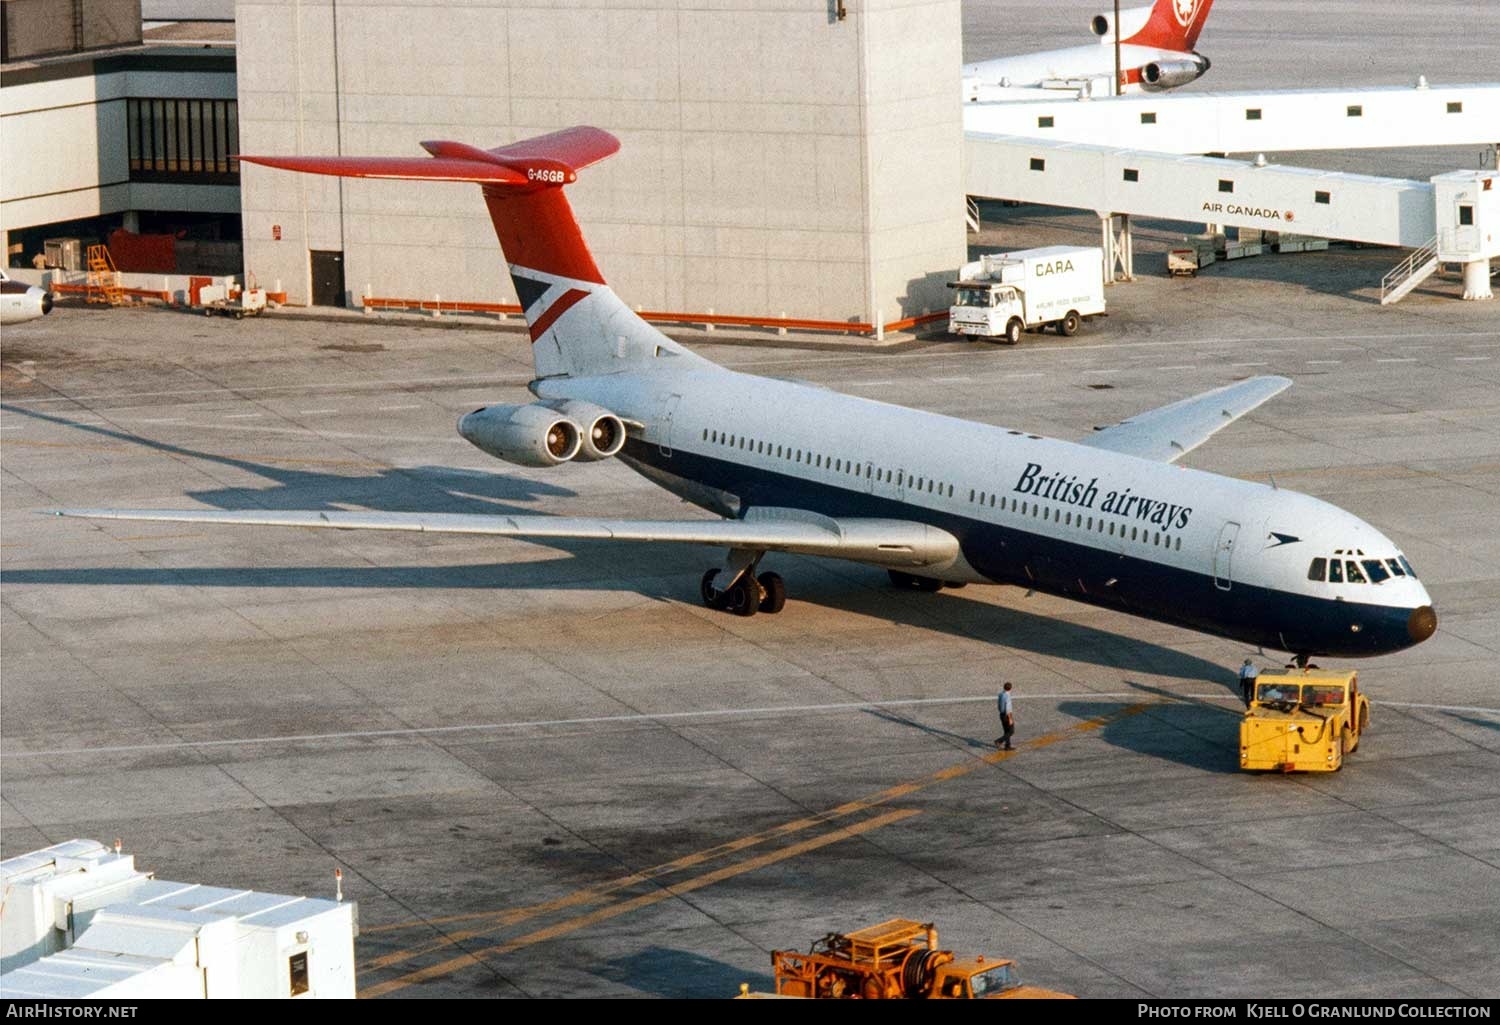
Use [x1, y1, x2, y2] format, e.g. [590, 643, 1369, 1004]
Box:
[56, 126, 1436, 665]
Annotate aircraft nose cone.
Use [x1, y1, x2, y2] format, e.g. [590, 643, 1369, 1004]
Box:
[1407, 605, 1437, 643]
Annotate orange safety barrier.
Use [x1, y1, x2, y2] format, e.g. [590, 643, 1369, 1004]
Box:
[362, 296, 946, 337]
[363, 296, 522, 315]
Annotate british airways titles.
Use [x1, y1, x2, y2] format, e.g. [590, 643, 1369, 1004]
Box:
[1013, 462, 1194, 530]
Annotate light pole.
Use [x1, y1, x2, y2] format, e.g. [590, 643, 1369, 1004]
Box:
[1114, 0, 1123, 95]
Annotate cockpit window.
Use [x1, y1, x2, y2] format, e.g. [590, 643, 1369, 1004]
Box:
[1362, 559, 1390, 584]
[1386, 558, 1405, 577]
[1345, 561, 1366, 584]
[1399, 556, 1417, 579]
[1308, 557, 1327, 582]
[1328, 560, 1344, 583]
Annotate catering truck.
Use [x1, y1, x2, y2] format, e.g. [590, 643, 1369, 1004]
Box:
[948, 246, 1106, 344]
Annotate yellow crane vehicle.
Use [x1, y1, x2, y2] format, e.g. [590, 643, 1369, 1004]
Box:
[1240, 668, 1370, 772]
[740, 919, 1073, 999]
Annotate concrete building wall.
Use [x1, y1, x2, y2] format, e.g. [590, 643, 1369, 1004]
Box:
[237, 0, 963, 326]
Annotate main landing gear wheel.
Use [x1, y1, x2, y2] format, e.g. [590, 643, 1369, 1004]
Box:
[700, 569, 728, 611]
[724, 576, 758, 617]
[888, 570, 942, 592]
[701, 567, 788, 616]
[757, 572, 786, 614]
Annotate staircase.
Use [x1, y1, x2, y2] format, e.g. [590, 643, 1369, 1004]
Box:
[1380, 236, 1439, 305]
[965, 195, 981, 234]
[86, 244, 125, 306]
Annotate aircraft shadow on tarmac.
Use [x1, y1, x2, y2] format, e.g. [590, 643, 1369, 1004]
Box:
[4, 404, 1237, 683]
[593, 947, 771, 999]
[1057, 681, 1243, 774]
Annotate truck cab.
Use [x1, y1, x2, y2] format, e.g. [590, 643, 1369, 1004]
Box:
[1240, 668, 1370, 772]
[949, 283, 1021, 339]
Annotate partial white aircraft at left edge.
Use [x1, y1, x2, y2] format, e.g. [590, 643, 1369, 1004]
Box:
[52, 126, 1437, 665]
[0, 269, 54, 325]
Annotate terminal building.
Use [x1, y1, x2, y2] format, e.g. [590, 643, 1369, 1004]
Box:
[0, 0, 240, 274]
[4, 2, 1493, 321]
[233, 0, 965, 330]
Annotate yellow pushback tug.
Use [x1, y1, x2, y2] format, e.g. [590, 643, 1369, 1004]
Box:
[1240, 668, 1370, 772]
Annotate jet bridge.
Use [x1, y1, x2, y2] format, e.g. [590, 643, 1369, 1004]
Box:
[963, 83, 1500, 155]
[965, 134, 1497, 300]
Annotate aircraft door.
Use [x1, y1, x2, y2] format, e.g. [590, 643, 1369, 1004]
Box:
[1213, 520, 1240, 591]
[657, 393, 682, 457]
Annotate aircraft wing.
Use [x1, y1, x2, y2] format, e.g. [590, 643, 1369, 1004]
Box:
[50, 506, 961, 570]
[1078, 375, 1291, 463]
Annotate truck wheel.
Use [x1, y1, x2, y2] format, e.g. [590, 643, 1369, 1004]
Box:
[1060, 311, 1081, 337]
[1340, 727, 1353, 756]
[1002, 318, 1023, 345]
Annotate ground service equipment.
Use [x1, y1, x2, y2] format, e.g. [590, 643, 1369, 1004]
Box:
[1240, 668, 1369, 772]
[755, 919, 1072, 999]
[948, 246, 1106, 343]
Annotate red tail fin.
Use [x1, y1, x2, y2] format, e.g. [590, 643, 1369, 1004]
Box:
[1126, 0, 1214, 50]
[240, 126, 620, 286]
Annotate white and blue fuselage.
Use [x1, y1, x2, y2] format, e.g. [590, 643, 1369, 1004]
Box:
[537, 366, 1434, 659]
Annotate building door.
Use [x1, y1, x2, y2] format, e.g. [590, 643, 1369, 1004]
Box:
[310, 250, 345, 307]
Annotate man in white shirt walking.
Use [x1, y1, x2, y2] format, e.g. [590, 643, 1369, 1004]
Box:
[995, 681, 1015, 750]
[1239, 658, 1260, 708]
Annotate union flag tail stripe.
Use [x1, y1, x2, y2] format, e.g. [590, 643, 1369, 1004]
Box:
[527, 288, 591, 342]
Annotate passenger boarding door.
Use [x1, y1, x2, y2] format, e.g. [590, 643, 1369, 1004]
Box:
[657, 394, 681, 457]
[1213, 521, 1240, 591]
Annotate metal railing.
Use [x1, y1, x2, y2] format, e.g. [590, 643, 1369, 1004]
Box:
[1380, 235, 1438, 305]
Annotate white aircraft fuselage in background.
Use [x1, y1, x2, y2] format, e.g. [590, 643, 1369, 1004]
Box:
[965, 0, 1215, 100]
[0, 270, 54, 325]
[57, 124, 1436, 664]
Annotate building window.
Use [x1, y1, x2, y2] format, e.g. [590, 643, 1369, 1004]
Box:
[1218, 179, 1234, 193]
[1123, 168, 1139, 182]
[289, 952, 310, 996]
[1140, 112, 1157, 124]
[1245, 108, 1262, 120]
[1038, 116, 1054, 128]
[1346, 105, 1363, 117]
[1315, 190, 1331, 204]
[1029, 158, 1045, 171]
[128, 98, 240, 184]
[1447, 101, 1463, 113]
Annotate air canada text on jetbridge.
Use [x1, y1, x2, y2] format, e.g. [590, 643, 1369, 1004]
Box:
[1202, 200, 1293, 221]
[1014, 462, 1192, 530]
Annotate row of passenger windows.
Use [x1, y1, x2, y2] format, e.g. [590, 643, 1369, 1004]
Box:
[700, 428, 1183, 553]
[1308, 555, 1415, 585]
